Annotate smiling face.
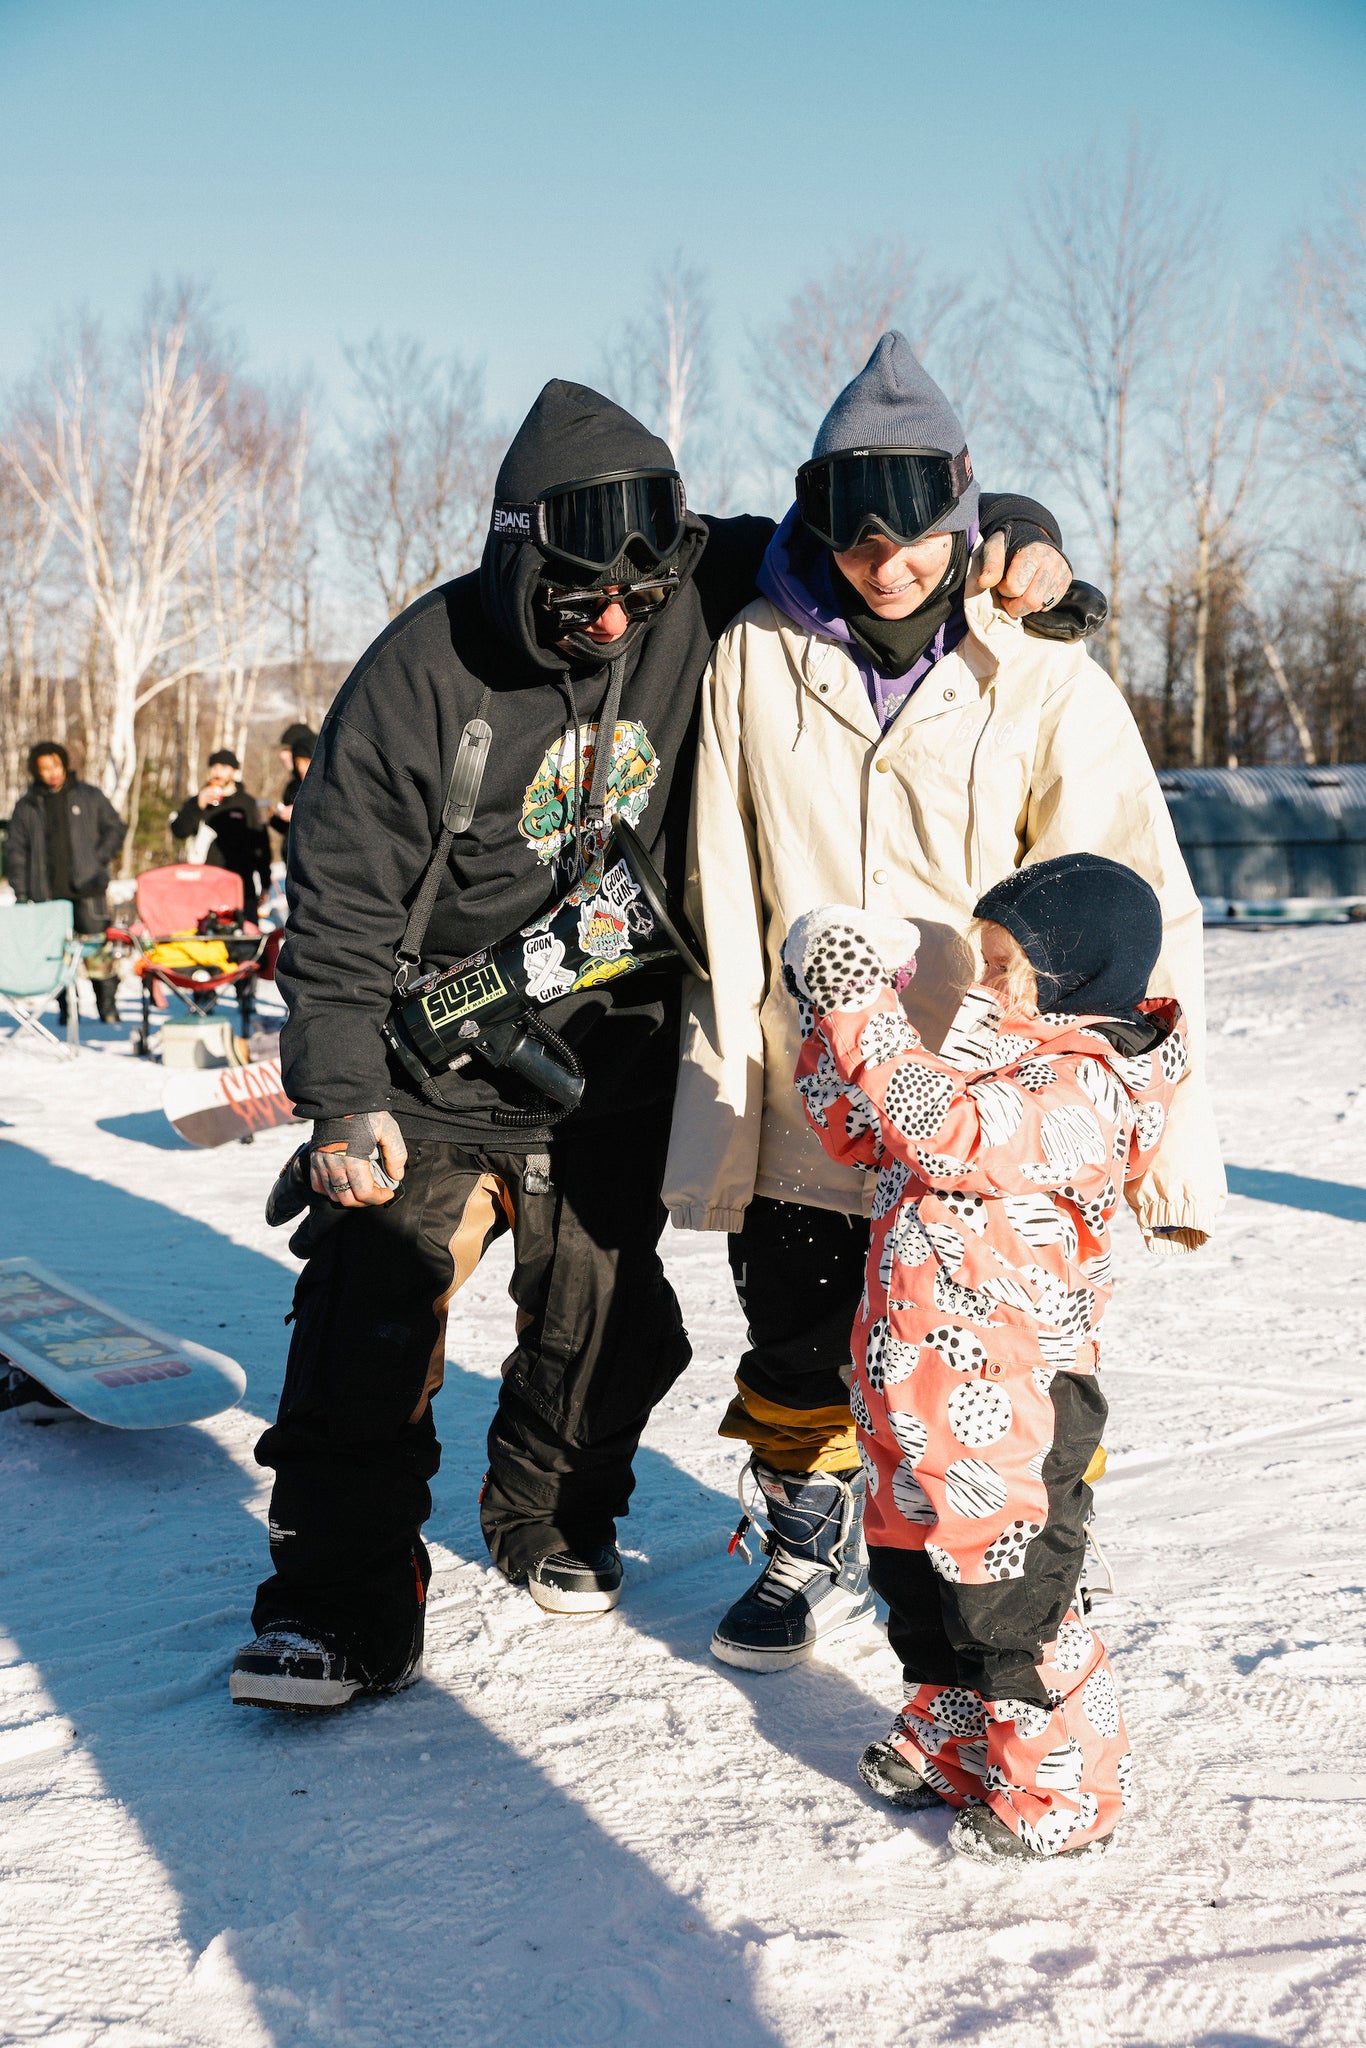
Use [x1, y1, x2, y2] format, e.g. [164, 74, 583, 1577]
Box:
[832, 531, 954, 618]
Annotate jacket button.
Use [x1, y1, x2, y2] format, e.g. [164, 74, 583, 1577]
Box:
[875, 758, 891, 774]
[872, 868, 889, 885]
[985, 1360, 1004, 1379]
[818, 682, 830, 694]
[943, 687, 957, 702]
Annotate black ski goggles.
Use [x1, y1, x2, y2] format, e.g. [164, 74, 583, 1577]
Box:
[539, 571, 681, 628]
[492, 469, 687, 574]
[795, 446, 973, 553]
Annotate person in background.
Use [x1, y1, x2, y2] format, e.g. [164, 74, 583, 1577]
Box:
[269, 724, 317, 857]
[171, 750, 271, 910]
[6, 740, 124, 1025]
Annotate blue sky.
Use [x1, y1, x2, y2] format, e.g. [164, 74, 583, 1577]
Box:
[1, 0, 1363, 459]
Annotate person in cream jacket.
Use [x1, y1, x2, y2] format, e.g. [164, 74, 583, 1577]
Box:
[663, 333, 1223, 1674]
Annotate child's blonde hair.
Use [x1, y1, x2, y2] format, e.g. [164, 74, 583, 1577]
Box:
[973, 919, 1040, 1013]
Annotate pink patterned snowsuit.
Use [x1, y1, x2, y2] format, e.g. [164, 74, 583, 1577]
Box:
[794, 975, 1187, 1854]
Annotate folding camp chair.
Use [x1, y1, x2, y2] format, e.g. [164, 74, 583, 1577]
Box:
[107, 865, 280, 1058]
[0, 901, 83, 1056]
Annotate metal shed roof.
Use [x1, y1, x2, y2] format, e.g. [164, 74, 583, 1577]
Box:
[1156, 764, 1366, 899]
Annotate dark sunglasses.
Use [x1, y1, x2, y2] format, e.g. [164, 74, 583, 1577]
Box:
[540, 572, 681, 628]
[796, 446, 972, 553]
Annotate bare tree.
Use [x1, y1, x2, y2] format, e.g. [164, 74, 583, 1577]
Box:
[1300, 179, 1366, 533]
[194, 385, 313, 760]
[603, 257, 715, 462]
[330, 335, 499, 621]
[0, 452, 57, 811]
[1012, 135, 1206, 691]
[749, 240, 965, 477]
[1174, 292, 1302, 763]
[4, 292, 239, 813]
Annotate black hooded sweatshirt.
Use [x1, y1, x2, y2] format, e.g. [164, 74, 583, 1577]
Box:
[277, 381, 1068, 1142]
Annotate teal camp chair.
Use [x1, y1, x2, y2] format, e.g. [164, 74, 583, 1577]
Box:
[0, 901, 83, 1055]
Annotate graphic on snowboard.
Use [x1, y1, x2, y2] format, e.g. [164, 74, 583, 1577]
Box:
[163, 1055, 295, 1146]
[0, 1258, 246, 1427]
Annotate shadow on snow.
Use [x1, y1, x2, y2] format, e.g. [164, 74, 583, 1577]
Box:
[0, 1138, 891, 2045]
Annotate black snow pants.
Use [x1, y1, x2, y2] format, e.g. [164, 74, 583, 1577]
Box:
[252, 1104, 690, 1654]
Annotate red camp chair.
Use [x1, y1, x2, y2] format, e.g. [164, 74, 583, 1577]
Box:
[107, 865, 283, 1057]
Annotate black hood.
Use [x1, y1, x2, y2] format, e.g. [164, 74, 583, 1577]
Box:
[974, 853, 1163, 1018]
[478, 379, 708, 672]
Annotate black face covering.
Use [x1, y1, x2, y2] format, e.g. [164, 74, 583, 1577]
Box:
[829, 532, 967, 677]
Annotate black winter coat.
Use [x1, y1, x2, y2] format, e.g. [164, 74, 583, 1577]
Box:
[171, 789, 272, 905]
[6, 778, 125, 901]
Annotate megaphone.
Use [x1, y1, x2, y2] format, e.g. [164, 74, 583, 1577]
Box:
[383, 821, 708, 1122]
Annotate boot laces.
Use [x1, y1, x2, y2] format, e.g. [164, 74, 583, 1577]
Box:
[734, 1461, 857, 1608]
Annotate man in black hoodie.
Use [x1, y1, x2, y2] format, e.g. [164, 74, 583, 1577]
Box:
[7, 742, 125, 1025]
[229, 380, 1082, 1714]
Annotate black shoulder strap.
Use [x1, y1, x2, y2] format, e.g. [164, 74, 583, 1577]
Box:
[393, 687, 492, 994]
[583, 657, 625, 828]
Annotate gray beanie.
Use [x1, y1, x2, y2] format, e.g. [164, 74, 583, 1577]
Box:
[810, 331, 979, 536]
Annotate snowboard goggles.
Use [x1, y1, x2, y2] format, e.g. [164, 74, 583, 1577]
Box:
[795, 446, 973, 553]
[491, 469, 687, 574]
[540, 571, 681, 628]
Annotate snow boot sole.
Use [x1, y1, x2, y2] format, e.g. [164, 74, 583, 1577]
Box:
[948, 1803, 1115, 1862]
[858, 1739, 944, 1810]
[525, 1545, 623, 1617]
[229, 1625, 424, 1714]
[709, 1592, 876, 1672]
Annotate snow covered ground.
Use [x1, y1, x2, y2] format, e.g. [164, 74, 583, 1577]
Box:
[1, 928, 1364, 2048]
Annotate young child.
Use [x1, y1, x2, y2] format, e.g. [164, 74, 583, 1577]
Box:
[781, 852, 1191, 1860]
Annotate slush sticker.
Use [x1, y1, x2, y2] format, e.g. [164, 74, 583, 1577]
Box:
[519, 720, 660, 871]
[420, 956, 507, 1027]
[572, 956, 636, 992]
[522, 931, 576, 1002]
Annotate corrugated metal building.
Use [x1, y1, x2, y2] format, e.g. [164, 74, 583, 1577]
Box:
[1156, 764, 1366, 908]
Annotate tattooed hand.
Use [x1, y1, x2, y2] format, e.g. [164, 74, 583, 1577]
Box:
[968, 533, 1072, 620]
[309, 1110, 408, 1207]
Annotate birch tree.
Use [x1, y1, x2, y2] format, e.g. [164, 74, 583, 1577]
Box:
[195, 386, 313, 760]
[603, 258, 714, 464]
[749, 240, 966, 476]
[1175, 294, 1301, 763]
[1013, 136, 1205, 691]
[330, 335, 498, 620]
[1301, 180, 1366, 534]
[4, 295, 238, 814]
[0, 453, 57, 810]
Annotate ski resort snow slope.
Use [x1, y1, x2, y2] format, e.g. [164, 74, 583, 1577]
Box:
[1, 927, 1363, 2048]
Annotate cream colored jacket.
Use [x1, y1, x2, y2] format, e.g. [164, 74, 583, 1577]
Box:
[663, 585, 1225, 1250]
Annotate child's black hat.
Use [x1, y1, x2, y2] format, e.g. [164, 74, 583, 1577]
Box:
[973, 853, 1163, 1017]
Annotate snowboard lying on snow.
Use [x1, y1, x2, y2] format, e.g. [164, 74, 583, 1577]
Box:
[163, 1054, 296, 1146]
[0, 1257, 245, 1427]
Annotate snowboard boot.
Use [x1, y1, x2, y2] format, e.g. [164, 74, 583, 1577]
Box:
[858, 1737, 944, 1811]
[525, 1540, 624, 1616]
[93, 978, 120, 1026]
[0, 1365, 79, 1425]
[948, 1803, 1115, 1862]
[710, 1459, 875, 1672]
[229, 1614, 425, 1713]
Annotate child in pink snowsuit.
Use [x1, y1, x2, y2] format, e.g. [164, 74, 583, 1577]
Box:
[781, 853, 1188, 1861]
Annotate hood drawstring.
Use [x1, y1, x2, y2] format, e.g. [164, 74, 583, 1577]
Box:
[555, 675, 585, 885]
